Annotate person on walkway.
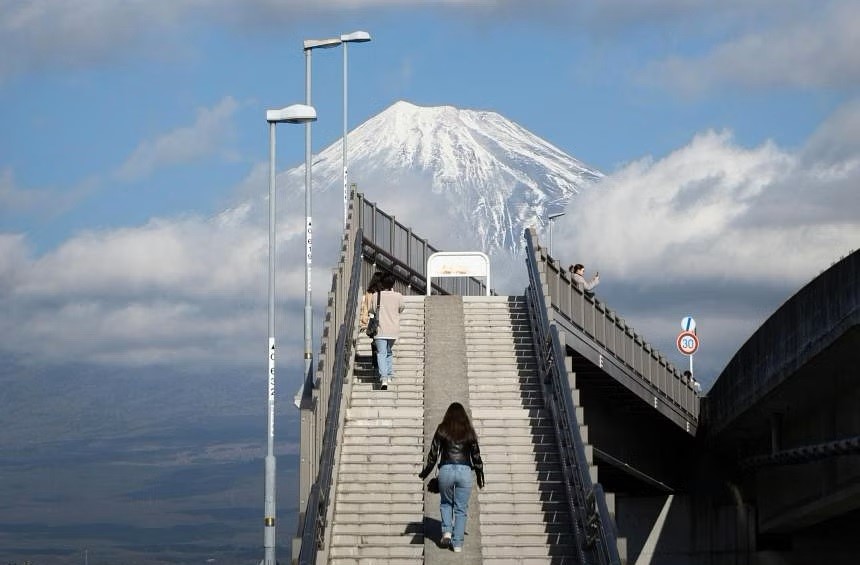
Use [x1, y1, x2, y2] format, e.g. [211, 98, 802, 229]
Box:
[359, 271, 384, 333]
[373, 272, 404, 390]
[570, 263, 600, 294]
[360, 271, 385, 373]
[682, 370, 702, 393]
[419, 402, 485, 553]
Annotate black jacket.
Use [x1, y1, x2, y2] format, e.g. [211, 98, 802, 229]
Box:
[419, 430, 485, 488]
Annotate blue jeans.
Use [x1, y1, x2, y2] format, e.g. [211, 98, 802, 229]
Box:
[438, 463, 473, 547]
[374, 338, 395, 379]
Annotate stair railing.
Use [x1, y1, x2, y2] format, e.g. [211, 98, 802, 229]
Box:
[355, 191, 488, 296]
[524, 227, 622, 565]
[295, 201, 364, 564]
[537, 237, 699, 427]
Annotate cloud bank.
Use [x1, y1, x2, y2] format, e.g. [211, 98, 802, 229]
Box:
[4, 0, 855, 95]
[552, 99, 860, 380]
[6, 97, 859, 381]
[649, 0, 860, 92]
[114, 97, 239, 182]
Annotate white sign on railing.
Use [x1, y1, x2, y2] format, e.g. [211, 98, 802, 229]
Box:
[426, 251, 491, 296]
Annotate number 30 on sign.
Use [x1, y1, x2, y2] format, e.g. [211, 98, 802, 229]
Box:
[676, 331, 699, 355]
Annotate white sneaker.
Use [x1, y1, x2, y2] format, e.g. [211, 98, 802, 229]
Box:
[452, 545, 462, 553]
[441, 532, 451, 546]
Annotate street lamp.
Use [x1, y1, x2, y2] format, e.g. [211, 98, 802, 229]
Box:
[547, 211, 565, 257]
[302, 36, 341, 409]
[263, 103, 317, 565]
[340, 30, 371, 228]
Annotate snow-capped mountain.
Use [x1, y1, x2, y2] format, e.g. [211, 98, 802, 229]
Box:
[284, 100, 602, 254]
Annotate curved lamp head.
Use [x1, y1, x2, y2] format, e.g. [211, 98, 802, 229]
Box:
[266, 104, 317, 124]
[341, 30, 371, 43]
[548, 212, 566, 221]
[303, 37, 342, 50]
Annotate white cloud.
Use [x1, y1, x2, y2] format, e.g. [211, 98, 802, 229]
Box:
[0, 167, 95, 217]
[551, 100, 860, 381]
[0, 0, 561, 83]
[3, 97, 859, 384]
[802, 97, 860, 165]
[649, 1, 860, 92]
[3, 0, 856, 108]
[114, 97, 239, 182]
[0, 168, 43, 211]
[1, 97, 241, 225]
[0, 0, 187, 82]
[556, 125, 859, 284]
[0, 160, 346, 370]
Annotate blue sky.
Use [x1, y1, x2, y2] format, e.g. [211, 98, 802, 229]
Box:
[2, 0, 859, 385]
[2, 0, 846, 250]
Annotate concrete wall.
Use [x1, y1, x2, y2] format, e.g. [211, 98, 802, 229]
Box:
[707, 250, 859, 436]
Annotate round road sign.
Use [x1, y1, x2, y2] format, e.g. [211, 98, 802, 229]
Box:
[676, 331, 699, 355]
[681, 316, 696, 332]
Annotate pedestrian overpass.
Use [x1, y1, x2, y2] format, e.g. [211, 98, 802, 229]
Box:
[290, 190, 859, 564]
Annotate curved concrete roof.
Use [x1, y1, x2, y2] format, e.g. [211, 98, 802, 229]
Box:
[705, 249, 859, 437]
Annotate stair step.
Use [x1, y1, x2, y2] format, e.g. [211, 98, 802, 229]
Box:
[481, 523, 573, 535]
[481, 545, 580, 558]
[330, 559, 422, 565]
[328, 545, 424, 559]
[335, 492, 423, 504]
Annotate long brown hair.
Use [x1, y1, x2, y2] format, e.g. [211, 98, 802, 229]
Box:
[437, 402, 477, 443]
[366, 271, 385, 294]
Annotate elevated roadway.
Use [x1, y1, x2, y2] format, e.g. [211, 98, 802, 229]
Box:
[704, 249, 860, 557]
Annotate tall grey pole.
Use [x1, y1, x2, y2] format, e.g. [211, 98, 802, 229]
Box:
[547, 212, 565, 258]
[342, 41, 349, 228]
[304, 48, 314, 394]
[263, 121, 277, 565]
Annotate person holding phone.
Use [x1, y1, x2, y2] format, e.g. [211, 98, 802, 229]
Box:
[569, 263, 600, 294]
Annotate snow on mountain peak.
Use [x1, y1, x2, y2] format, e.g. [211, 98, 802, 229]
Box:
[285, 100, 603, 253]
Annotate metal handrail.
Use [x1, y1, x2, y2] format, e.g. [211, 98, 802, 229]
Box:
[539, 246, 699, 425]
[356, 192, 488, 297]
[524, 228, 621, 565]
[297, 229, 364, 565]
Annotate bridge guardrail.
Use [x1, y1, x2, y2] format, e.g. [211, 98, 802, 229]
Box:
[356, 192, 487, 296]
[525, 228, 622, 565]
[532, 231, 699, 426]
[295, 193, 363, 563]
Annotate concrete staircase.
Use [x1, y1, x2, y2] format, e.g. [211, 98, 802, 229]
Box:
[464, 295, 581, 565]
[328, 295, 427, 565]
[323, 292, 624, 564]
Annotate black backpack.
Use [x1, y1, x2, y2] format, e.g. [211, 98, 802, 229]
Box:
[365, 292, 381, 337]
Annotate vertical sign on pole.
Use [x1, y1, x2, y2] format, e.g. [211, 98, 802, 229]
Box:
[677, 315, 699, 377]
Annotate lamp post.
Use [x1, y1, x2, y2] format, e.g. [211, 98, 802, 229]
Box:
[340, 31, 371, 228]
[263, 103, 317, 565]
[547, 211, 565, 257]
[302, 37, 341, 404]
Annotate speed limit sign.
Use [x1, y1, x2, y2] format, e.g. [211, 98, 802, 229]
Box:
[676, 331, 699, 355]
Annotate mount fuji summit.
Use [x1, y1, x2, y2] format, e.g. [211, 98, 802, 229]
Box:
[284, 100, 603, 254]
